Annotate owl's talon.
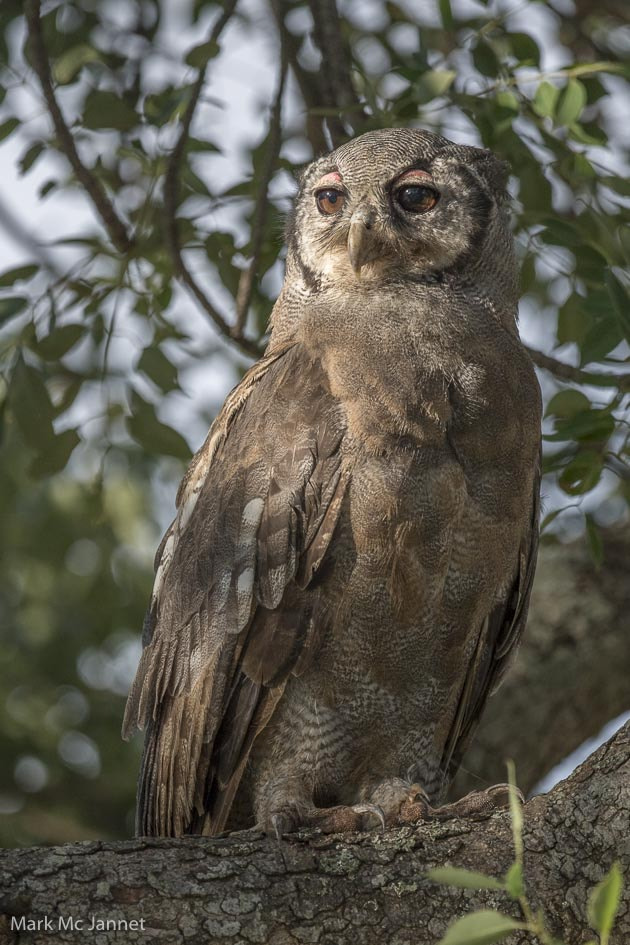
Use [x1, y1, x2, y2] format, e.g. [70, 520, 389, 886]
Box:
[270, 812, 294, 840]
[351, 802, 386, 832]
[264, 801, 387, 836]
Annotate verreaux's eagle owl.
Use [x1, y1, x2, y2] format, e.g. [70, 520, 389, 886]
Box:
[123, 128, 541, 837]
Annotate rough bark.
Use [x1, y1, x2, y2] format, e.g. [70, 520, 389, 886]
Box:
[453, 526, 630, 797]
[1, 722, 628, 945]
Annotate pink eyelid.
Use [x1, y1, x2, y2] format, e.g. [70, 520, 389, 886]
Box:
[315, 171, 343, 187]
[396, 170, 433, 184]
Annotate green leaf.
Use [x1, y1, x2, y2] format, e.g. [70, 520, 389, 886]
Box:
[38, 179, 58, 199]
[52, 43, 100, 84]
[555, 79, 586, 126]
[426, 867, 504, 890]
[472, 40, 499, 78]
[10, 355, 55, 449]
[509, 32, 540, 66]
[587, 862, 623, 945]
[558, 451, 603, 495]
[580, 317, 623, 366]
[605, 270, 630, 343]
[0, 265, 38, 287]
[415, 69, 456, 102]
[506, 761, 523, 862]
[29, 428, 80, 478]
[541, 218, 584, 248]
[127, 392, 191, 460]
[504, 862, 524, 900]
[569, 120, 607, 146]
[19, 142, 44, 175]
[35, 324, 84, 361]
[557, 294, 592, 345]
[545, 390, 591, 419]
[138, 346, 178, 393]
[546, 410, 615, 444]
[0, 296, 28, 324]
[144, 84, 194, 125]
[533, 81, 559, 119]
[185, 38, 220, 69]
[0, 117, 19, 142]
[584, 513, 604, 568]
[83, 90, 138, 132]
[600, 175, 630, 198]
[437, 910, 524, 945]
[439, 0, 454, 30]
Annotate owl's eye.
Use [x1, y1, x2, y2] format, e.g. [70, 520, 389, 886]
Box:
[396, 185, 439, 214]
[315, 189, 346, 215]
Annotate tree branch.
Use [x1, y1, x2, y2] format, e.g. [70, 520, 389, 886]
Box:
[525, 345, 630, 393]
[233, 42, 288, 335]
[1, 723, 628, 944]
[269, 0, 367, 153]
[23, 0, 133, 255]
[268, 0, 331, 154]
[162, 0, 261, 360]
[305, 0, 367, 146]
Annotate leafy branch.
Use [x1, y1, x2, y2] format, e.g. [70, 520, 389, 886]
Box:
[233, 38, 288, 336]
[162, 0, 260, 359]
[428, 763, 624, 945]
[525, 346, 630, 393]
[23, 0, 133, 255]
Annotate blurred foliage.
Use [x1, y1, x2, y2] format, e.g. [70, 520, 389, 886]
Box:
[0, 0, 628, 846]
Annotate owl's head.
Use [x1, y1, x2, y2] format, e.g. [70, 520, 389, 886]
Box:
[285, 127, 513, 292]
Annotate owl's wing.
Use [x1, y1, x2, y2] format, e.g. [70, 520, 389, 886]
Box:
[122, 343, 349, 836]
[441, 457, 541, 783]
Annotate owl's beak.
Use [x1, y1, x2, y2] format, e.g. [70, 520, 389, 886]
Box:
[347, 208, 378, 277]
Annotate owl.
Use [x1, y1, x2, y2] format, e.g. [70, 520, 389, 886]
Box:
[123, 127, 541, 837]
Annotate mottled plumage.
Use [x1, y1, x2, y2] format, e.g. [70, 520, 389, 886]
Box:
[123, 127, 541, 837]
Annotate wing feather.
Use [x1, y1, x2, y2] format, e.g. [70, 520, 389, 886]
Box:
[441, 457, 541, 783]
[123, 344, 349, 836]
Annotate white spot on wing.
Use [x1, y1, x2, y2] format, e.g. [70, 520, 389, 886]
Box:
[152, 533, 175, 603]
[241, 497, 264, 530]
[178, 488, 200, 533]
[237, 567, 255, 597]
[237, 567, 255, 630]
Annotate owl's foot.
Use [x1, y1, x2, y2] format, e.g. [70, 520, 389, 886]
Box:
[399, 782, 522, 825]
[365, 778, 522, 826]
[266, 802, 386, 839]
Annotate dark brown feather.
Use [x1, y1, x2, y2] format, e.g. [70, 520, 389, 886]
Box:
[123, 344, 349, 836]
[441, 457, 541, 783]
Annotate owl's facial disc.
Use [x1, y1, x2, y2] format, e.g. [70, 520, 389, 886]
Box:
[309, 166, 444, 280]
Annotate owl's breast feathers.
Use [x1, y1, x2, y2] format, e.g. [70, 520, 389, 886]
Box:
[123, 323, 541, 835]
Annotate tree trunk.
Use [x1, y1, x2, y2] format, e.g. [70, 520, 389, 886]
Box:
[1, 721, 628, 945]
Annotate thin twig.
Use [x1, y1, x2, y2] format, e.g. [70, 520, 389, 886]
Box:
[162, 0, 260, 359]
[305, 0, 367, 146]
[24, 0, 133, 255]
[526, 345, 630, 392]
[234, 47, 288, 335]
[268, 0, 330, 154]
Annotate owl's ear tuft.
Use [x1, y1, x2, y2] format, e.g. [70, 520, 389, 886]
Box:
[466, 150, 510, 200]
